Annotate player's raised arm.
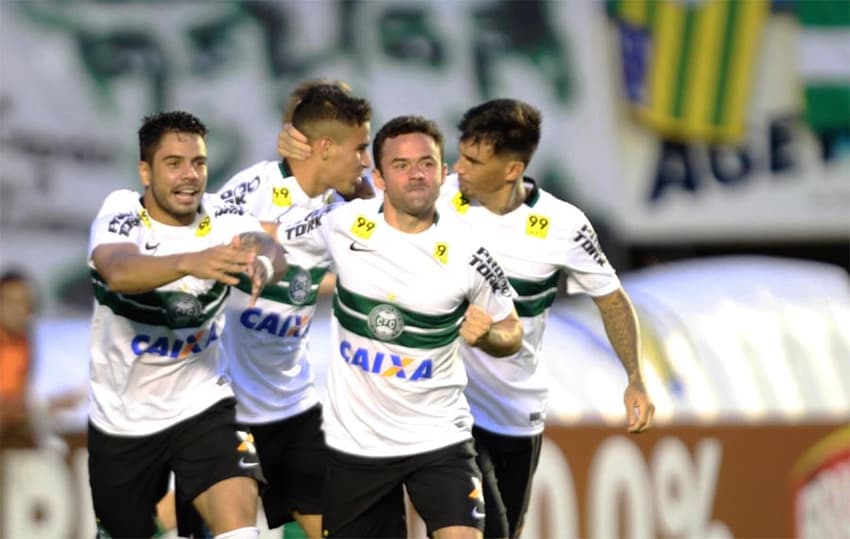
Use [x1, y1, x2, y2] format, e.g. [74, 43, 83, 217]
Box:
[91, 241, 255, 294]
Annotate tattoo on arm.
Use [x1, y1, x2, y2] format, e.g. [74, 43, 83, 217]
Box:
[595, 289, 642, 381]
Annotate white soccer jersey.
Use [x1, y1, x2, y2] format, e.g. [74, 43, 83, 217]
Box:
[278, 198, 516, 457]
[439, 174, 621, 436]
[217, 160, 331, 424]
[87, 190, 263, 436]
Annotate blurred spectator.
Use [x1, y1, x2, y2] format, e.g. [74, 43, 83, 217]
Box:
[0, 269, 37, 443]
[0, 269, 86, 449]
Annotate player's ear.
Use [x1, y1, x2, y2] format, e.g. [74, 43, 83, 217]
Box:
[440, 162, 448, 186]
[505, 160, 525, 183]
[317, 136, 333, 160]
[138, 161, 152, 188]
[372, 167, 386, 191]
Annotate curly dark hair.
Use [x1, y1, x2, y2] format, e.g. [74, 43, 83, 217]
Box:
[138, 111, 208, 164]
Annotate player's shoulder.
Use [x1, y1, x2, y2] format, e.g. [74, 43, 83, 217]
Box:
[435, 209, 488, 258]
[525, 181, 588, 226]
[443, 172, 460, 191]
[437, 173, 461, 203]
[202, 193, 249, 219]
[218, 160, 284, 201]
[334, 197, 380, 219]
[96, 189, 143, 217]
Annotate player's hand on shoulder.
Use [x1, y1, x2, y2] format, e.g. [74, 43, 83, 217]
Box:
[459, 304, 494, 347]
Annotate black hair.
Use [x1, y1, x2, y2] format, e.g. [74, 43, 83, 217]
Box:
[372, 115, 444, 174]
[138, 111, 208, 164]
[457, 99, 541, 164]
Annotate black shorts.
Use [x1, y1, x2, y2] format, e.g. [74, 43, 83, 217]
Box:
[88, 398, 262, 538]
[249, 404, 327, 528]
[473, 426, 543, 539]
[323, 440, 485, 538]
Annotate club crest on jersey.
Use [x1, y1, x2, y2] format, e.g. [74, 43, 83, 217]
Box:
[164, 293, 204, 328]
[288, 268, 311, 305]
[367, 304, 404, 341]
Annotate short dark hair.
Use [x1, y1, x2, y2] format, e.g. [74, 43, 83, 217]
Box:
[138, 111, 208, 164]
[457, 99, 541, 164]
[283, 79, 353, 123]
[290, 84, 371, 141]
[0, 269, 30, 288]
[372, 115, 444, 174]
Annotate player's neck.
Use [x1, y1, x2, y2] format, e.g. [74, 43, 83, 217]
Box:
[287, 159, 325, 198]
[141, 192, 195, 227]
[382, 205, 436, 234]
[479, 179, 526, 215]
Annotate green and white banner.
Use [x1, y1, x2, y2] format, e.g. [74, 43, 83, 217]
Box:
[796, 0, 850, 133]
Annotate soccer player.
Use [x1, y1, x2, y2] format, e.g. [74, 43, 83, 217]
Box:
[216, 81, 372, 538]
[446, 98, 655, 538]
[277, 115, 523, 539]
[87, 110, 286, 539]
[278, 99, 655, 539]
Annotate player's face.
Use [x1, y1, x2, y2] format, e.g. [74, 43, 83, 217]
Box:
[453, 139, 515, 200]
[0, 280, 34, 337]
[326, 123, 372, 197]
[374, 133, 446, 219]
[139, 131, 208, 226]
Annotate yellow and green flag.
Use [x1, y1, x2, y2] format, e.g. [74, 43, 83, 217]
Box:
[609, 0, 767, 143]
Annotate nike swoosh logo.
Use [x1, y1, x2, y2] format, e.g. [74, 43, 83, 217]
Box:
[349, 241, 375, 252]
[238, 457, 259, 469]
[471, 507, 485, 519]
[145, 241, 160, 250]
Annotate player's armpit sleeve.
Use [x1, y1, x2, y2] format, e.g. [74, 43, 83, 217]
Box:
[467, 246, 517, 322]
[87, 213, 141, 269]
[562, 215, 621, 296]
